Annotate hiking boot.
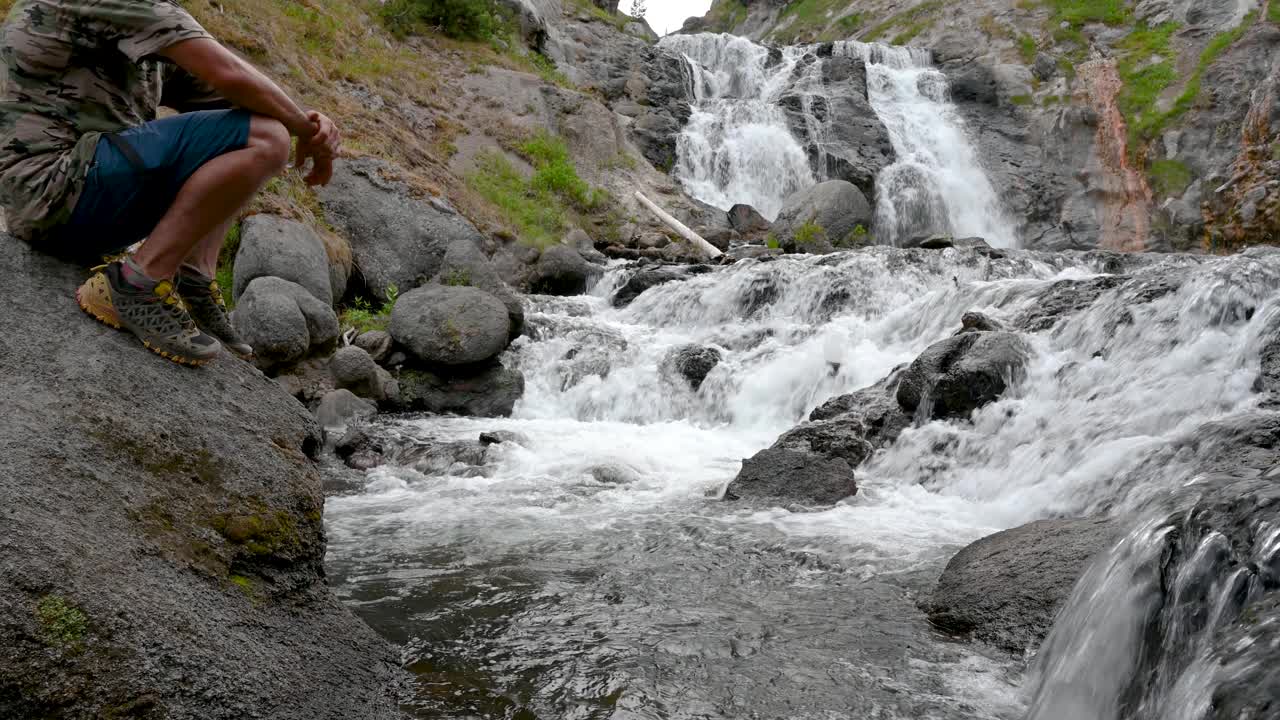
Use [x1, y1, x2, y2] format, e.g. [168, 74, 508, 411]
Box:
[177, 270, 254, 358]
[76, 262, 220, 367]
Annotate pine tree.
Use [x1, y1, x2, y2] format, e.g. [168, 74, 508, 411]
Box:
[629, 0, 646, 20]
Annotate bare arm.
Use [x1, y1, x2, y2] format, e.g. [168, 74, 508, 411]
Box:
[158, 38, 315, 139]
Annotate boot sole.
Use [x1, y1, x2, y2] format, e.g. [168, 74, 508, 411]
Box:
[77, 278, 214, 368]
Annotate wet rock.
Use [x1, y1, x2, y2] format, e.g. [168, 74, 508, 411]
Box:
[664, 345, 722, 391]
[314, 388, 378, 430]
[233, 214, 335, 304]
[395, 440, 489, 474]
[770, 180, 874, 252]
[726, 246, 785, 261]
[390, 285, 511, 366]
[635, 232, 669, 249]
[354, 330, 393, 365]
[1210, 593, 1280, 720]
[394, 363, 525, 417]
[728, 203, 771, 234]
[1032, 53, 1058, 81]
[317, 157, 485, 301]
[479, 430, 528, 446]
[611, 266, 689, 307]
[233, 276, 340, 369]
[729, 375, 909, 504]
[780, 55, 894, 199]
[1014, 276, 1124, 332]
[724, 449, 856, 505]
[896, 332, 1031, 420]
[335, 427, 385, 470]
[957, 311, 1005, 334]
[923, 517, 1119, 652]
[528, 245, 604, 296]
[0, 233, 401, 717]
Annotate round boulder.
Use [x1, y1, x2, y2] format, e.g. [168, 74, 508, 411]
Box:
[233, 214, 334, 304]
[770, 180, 873, 251]
[528, 245, 604, 296]
[353, 330, 393, 365]
[389, 285, 512, 366]
[233, 276, 340, 368]
[330, 346, 383, 400]
[923, 517, 1118, 652]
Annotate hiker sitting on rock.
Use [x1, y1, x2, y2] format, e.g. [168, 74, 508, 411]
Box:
[0, 0, 340, 366]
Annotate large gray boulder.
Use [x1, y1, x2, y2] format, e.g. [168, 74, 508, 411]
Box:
[0, 234, 400, 718]
[724, 450, 856, 505]
[394, 364, 526, 417]
[770, 180, 874, 252]
[527, 245, 603, 296]
[389, 285, 511, 366]
[435, 237, 525, 338]
[923, 517, 1119, 652]
[317, 157, 486, 301]
[232, 214, 334, 305]
[329, 346, 385, 401]
[897, 331, 1031, 420]
[233, 276, 340, 369]
[611, 265, 692, 307]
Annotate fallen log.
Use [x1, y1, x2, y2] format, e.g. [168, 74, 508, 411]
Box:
[634, 191, 724, 260]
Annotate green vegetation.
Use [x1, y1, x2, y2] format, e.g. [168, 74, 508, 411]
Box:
[1148, 159, 1193, 196]
[1045, 0, 1129, 27]
[766, 233, 781, 250]
[1124, 13, 1257, 151]
[794, 220, 828, 246]
[567, 0, 631, 31]
[380, 0, 506, 41]
[1270, 0, 1280, 24]
[1018, 34, 1039, 63]
[1115, 22, 1180, 146]
[706, 0, 749, 31]
[211, 510, 305, 558]
[229, 575, 255, 595]
[1009, 94, 1033, 106]
[836, 12, 864, 34]
[840, 224, 870, 246]
[443, 268, 472, 286]
[215, 222, 242, 309]
[469, 131, 609, 248]
[340, 284, 399, 333]
[35, 595, 88, 650]
[865, 1, 942, 43]
[772, 0, 850, 42]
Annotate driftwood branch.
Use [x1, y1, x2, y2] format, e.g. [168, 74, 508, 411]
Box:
[634, 191, 724, 260]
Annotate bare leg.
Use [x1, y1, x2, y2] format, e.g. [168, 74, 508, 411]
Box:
[132, 115, 290, 280]
[181, 214, 237, 279]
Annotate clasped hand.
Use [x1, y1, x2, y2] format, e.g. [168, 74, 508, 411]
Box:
[294, 111, 341, 186]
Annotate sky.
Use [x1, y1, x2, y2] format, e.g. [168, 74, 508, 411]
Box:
[621, 0, 714, 37]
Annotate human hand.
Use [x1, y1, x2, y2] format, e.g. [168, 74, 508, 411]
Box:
[294, 111, 340, 186]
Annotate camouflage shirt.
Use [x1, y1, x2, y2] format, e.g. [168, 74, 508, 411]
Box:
[0, 0, 212, 240]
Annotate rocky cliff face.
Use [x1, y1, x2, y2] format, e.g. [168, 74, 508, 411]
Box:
[696, 0, 1280, 252]
[0, 235, 402, 718]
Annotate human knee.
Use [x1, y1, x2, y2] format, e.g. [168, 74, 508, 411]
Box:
[247, 116, 291, 175]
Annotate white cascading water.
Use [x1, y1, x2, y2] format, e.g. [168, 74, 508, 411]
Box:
[832, 42, 1017, 247]
[665, 33, 1017, 247]
[663, 34, 814, 220]
[325, 247, 1280, 718]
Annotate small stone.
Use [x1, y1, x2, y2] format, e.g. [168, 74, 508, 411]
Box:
[354, 331, 393, 365]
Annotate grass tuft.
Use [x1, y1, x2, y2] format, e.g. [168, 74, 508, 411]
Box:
[35, 595, 88, 650]
[1148, 158, 1193, 196]
[864, 1, 942, 43]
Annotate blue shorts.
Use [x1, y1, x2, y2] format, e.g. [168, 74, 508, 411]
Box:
[48, 109, 252, 263]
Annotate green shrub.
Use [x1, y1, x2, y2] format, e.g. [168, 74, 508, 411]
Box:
[864, 0, 942, 41]
[339, 284, 399, 333]
[794, 220, 828, 246]
[1018, 34, 1038, 63]
[1148, 159, 1193, 197]
[380, 0, 502, 40]
[1009, 94, 1033, 106]
[1271, 0, 1280, 24]
[765, 233, 780, 250]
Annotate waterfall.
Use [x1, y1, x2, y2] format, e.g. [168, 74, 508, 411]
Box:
[663, 33, 1017, 247]
[833, 42, 1017, 247]
[663, 34, 815, 220]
